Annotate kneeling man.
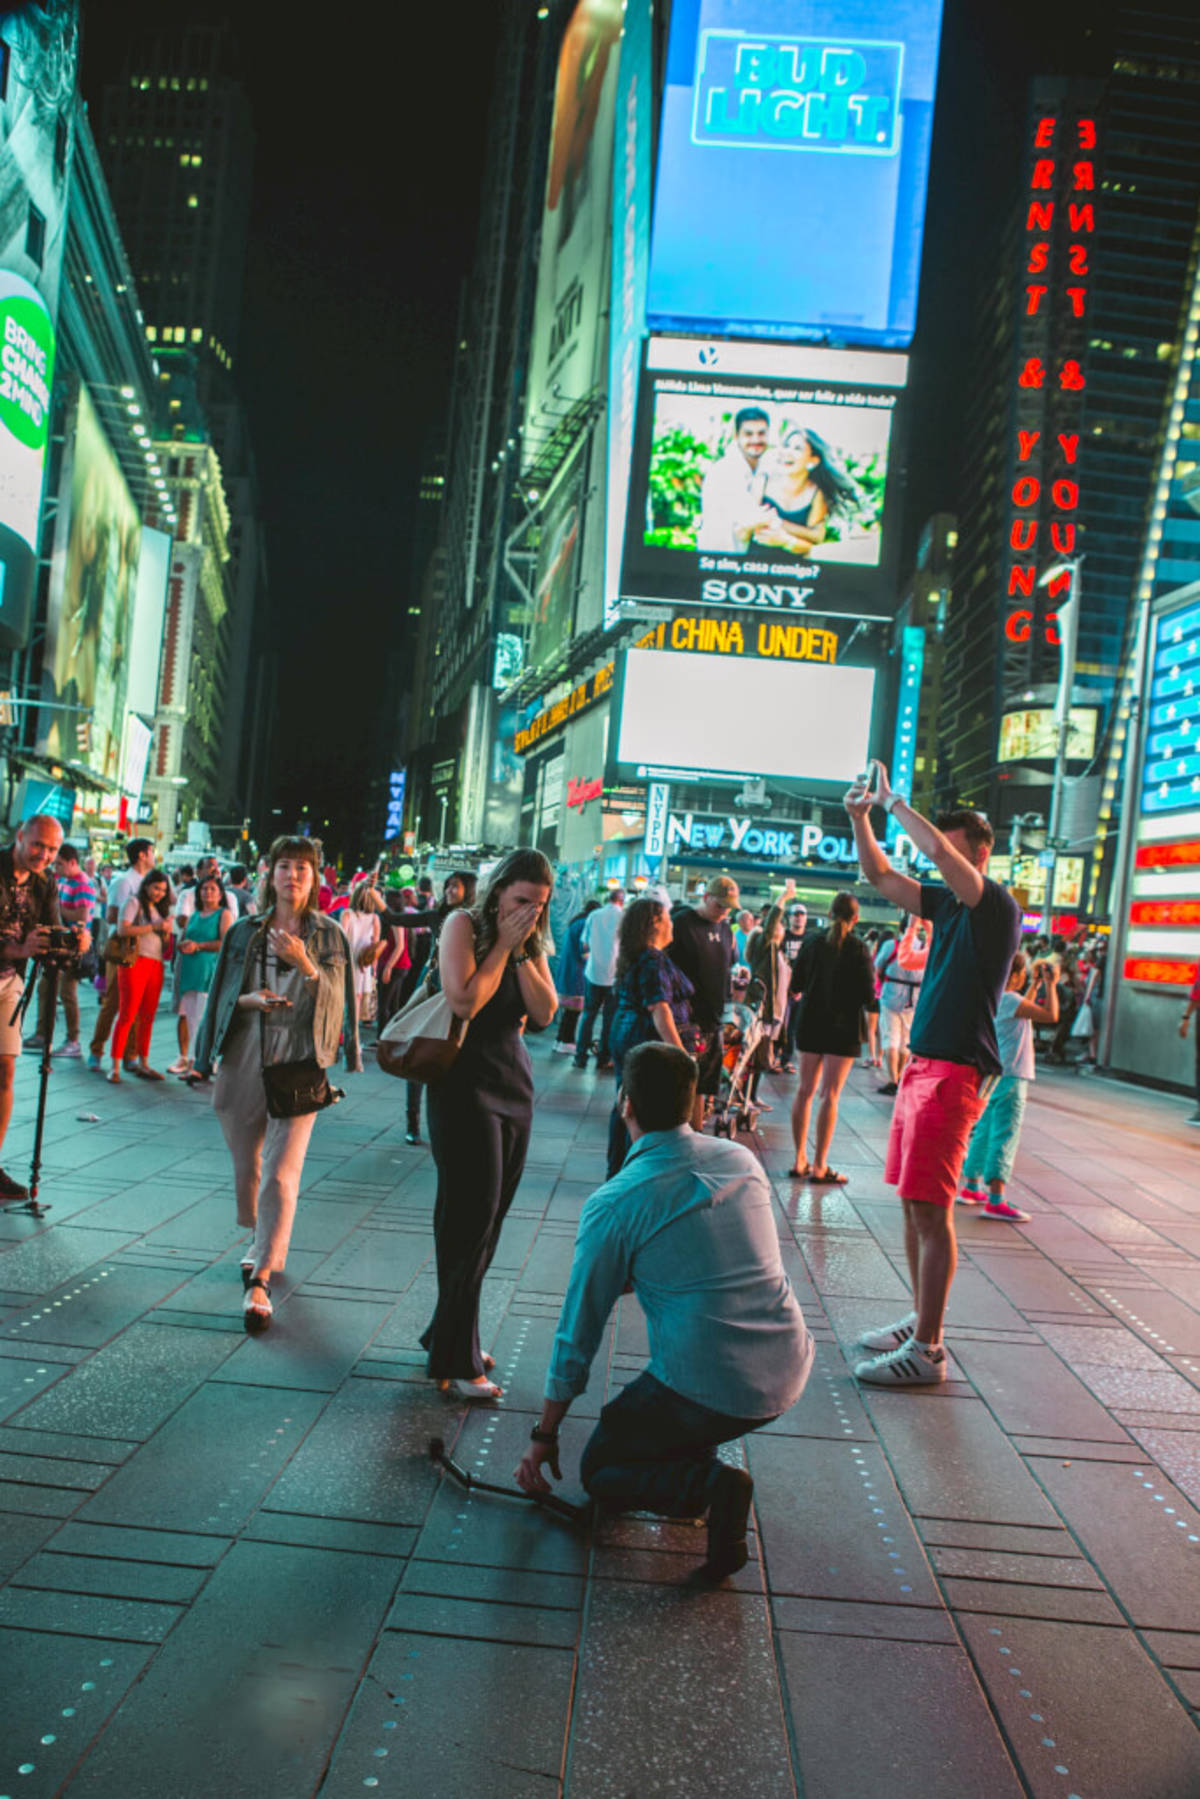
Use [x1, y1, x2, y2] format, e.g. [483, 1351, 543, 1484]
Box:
[515, 1041, 813, 1579]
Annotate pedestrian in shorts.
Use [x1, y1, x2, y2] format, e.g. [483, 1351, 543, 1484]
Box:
[844, 763, 1021, 1387]
[959, 951, 1061, 1222]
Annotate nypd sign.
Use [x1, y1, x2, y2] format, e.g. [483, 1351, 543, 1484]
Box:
[693, 36, 903, 155]
[667, 811, 934, 871]
[668, 813, 858, 866]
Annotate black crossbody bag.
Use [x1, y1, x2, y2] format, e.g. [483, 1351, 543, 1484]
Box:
[259, 933, 343, 1120]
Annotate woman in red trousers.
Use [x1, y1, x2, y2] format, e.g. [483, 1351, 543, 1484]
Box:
[110, 868, 173, 1082]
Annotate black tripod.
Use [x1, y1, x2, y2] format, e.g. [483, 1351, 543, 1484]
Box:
[3, 957, 67, 1220]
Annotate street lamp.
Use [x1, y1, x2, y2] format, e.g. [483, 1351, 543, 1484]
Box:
[1035, 556, 1083, 933]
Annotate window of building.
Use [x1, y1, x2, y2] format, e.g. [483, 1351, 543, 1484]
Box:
[53, 112, 68, 177]
[187, 194, 198, 209]
[25, 203, 45, 267]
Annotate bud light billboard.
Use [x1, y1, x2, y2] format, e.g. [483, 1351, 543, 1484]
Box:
[647, 0, 944, 348]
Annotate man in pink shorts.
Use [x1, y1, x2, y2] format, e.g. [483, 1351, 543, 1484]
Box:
[844, 764, 1021, 1385]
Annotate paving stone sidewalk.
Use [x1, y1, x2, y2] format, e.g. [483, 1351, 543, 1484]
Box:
[0, 995, 1199, 1797]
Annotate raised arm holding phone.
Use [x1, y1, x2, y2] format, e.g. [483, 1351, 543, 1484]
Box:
[845, 763, 1021, 1387]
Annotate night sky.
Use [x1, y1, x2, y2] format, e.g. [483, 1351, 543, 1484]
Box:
[80, 0, 1109, 858]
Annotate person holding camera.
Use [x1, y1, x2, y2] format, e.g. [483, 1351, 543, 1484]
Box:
[0, 816, 89, 1199]
[958, 950, 1061, 1222]
[25, 842, 96, 1059]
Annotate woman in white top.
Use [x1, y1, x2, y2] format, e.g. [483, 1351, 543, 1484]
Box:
[341, 876, 385, 1025]
[110, 869, 174, 1082]
[959, 952, 1061, 1222]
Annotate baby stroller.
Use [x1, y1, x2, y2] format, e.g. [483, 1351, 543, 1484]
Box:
[710, 972, 766, 1139]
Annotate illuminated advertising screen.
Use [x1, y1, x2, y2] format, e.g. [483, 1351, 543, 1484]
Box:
[39, 383, 141, 784]
[119, 714, 153, 805]
[604, 0, 654, 626]
[124, 524, 171, 722]
[620, 338, 905, 619]
[522, 0, 622, 472]
[610, 646, 875, 784]
[530, 442, 585, 671]
[647, 0, 944, 347]
[0, 271, 56, 651]
[998, 706, 1098, 765]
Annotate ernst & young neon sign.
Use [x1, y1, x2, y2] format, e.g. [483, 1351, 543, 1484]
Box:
[1004, 105, 1097, 655]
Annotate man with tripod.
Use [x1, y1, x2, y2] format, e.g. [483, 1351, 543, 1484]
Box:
[0, 816, 87, 1200]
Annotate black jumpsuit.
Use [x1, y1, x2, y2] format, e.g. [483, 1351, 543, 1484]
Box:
[421, 959, 532, 1378]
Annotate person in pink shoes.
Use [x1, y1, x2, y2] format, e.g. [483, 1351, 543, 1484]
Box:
[958, 952, 1060, 1222]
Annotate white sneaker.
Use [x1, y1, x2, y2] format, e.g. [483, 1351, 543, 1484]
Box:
[52, 1040, 82, 1058]
[855, 1340, 947, 1386]
[166, 1057, 190, 1076]
[857, 1310, 917, 1353]
[553, 1043, 575, 1056]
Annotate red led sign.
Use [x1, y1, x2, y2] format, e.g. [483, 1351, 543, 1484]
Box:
[1128, 899, 1200, 928]
[1004, 110, 1097, 664]
[1134, 839, 1200, 870]
[1123, 957, 1196, 987]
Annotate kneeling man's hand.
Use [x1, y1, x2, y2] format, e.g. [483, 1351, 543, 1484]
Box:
[515, 1440, 561, 1496]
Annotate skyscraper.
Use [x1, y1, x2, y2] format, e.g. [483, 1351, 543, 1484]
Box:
[941, 10, 1200, 883]
[96, 22, 252, 371]
[95, 20, 270, 836]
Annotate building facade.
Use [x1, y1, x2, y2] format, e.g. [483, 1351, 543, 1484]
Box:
[941, 14, 1200, 919]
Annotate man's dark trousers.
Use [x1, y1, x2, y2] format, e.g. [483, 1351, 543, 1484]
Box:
[580, 1370, 772, 1516]
[574, 980, 615, 1067]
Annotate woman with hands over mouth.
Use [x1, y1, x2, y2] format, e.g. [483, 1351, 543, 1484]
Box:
[421, 848, 557, 1401]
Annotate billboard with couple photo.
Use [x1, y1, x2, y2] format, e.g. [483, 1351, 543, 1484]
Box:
[620, 338, 906, 620]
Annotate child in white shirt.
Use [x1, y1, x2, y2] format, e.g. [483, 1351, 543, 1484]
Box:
[958, 951, 1060, 1222]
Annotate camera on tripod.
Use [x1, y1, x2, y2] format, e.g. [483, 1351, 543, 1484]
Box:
[37, 924, 84, 973]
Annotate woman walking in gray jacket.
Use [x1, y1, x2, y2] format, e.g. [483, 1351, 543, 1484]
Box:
[193, 837, 360, 1331]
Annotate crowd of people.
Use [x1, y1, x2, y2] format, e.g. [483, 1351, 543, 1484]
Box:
[0, 764, 1180, 1582]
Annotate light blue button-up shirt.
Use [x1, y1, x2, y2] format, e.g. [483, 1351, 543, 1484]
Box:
[546, 1127, 813, 1420]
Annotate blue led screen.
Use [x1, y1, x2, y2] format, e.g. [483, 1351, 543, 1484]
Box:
[647, 0, 944, 348]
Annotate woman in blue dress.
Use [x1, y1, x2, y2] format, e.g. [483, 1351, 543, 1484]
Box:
[606, 895, 697, 1176]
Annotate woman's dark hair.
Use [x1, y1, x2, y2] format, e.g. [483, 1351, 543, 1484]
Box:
[828, 890, 859, 953]
[621, 1041, 697, 1133]
[439, 870, 478, 915]
[193, 872, 227, 914]
[576, 899, 601, 920]
[616, 896, 665, 982]
[137, 868, 173, 920]
[469, 850, 553, 960]
[782, 428, 866, 522]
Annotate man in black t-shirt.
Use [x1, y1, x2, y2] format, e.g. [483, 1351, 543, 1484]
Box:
[668, 875, 739, 1127]
[844, 764, 1021, 1389]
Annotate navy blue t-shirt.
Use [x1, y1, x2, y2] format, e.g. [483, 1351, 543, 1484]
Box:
[909, 878, 1022, 1076]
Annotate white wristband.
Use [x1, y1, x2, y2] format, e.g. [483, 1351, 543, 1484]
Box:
[883, 793, 906, 815]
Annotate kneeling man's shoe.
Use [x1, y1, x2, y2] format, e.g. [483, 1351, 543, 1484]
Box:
[700, 1464, 754, 1580]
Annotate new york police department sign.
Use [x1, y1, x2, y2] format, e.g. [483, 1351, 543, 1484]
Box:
[693, 35, 903, 154]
